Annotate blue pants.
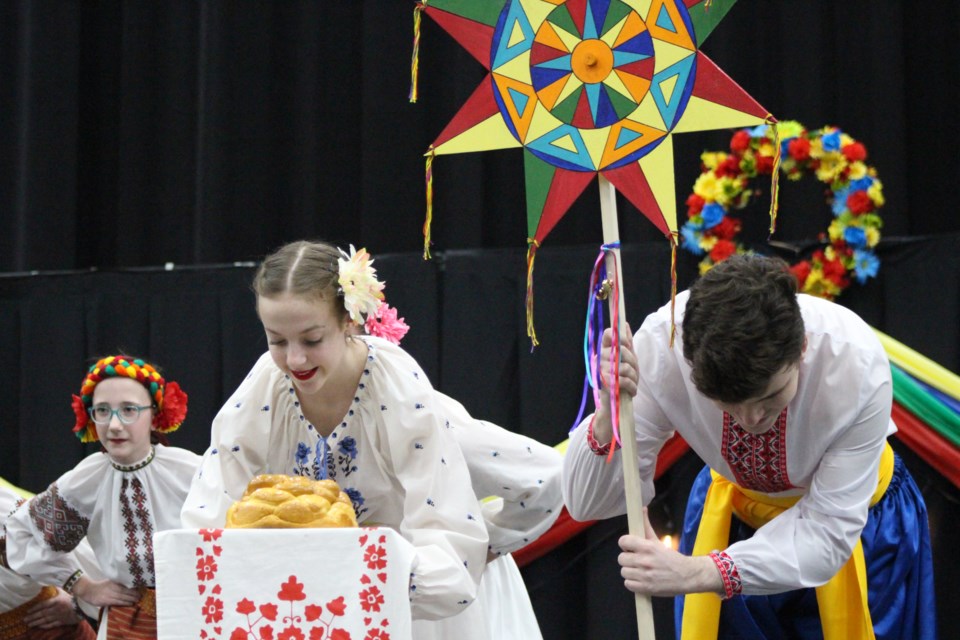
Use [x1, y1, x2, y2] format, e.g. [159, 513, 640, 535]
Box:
[675, 454, 937, 639]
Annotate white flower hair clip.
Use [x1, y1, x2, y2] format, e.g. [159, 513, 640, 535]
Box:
[337, 245, 410, 344]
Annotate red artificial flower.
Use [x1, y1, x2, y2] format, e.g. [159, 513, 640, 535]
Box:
[685, 193, 705, 217]
[821, 256, 847, 279]
[230, 629, 248, 640]
[71, 394, 90, 438]
[278, 577, 306, 602]
[846, 191, 874, 215]
[842, 142, 867, 162]
[278, 627, 305, 640]
[730, 130, 751, 153]
[790, 261, 812, 288]
[711, 216, 741, 241]
[203, 597, 224, 624]
[330, 630, 351, 640]
[260, 603, 279, 621]
[717, 155, 742, 178]
[787, 137, 811, 161]
[755, 154, 774, 175]
[196, 555, 218, 581]
[326, 596, 347, 617]
[359, 587, 384, 613]
[709, 240, 736, 263]
[157, 381, 188, 432]
[364, 545, 387, 571]
[236, 599, 256, 615]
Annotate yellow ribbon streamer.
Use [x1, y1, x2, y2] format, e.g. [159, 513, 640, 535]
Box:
[423, 147, 436, 260]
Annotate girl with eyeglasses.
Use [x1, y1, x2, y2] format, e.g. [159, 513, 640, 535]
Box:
[5, 355, 201, 639]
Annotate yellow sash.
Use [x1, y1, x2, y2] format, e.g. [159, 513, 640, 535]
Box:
[681, 442, 894, 640]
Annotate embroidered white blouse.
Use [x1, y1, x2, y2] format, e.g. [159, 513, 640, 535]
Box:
[563, 292, 895, 595]
[181, 337, 545, 622]
[5, 445, 200, 590]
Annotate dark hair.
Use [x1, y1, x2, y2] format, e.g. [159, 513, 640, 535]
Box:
[681, 255, 805, 403]
[252, 240, 349, 324]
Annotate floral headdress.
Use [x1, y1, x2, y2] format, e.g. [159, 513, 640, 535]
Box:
[71, 355, 188, 443]
[337, 245, 410, 344]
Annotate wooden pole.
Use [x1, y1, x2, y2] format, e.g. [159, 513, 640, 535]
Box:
[597, 174, 657, 639]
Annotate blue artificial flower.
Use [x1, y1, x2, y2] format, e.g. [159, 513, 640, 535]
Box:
[844, 226, 868, 249]
[832, 186, 851, 216]
[853, 250, 880, 283]
[680, 226, 705, 255]
[849, 176, 874, 192]
[295, 442, 310, 466]
[821, 130, 842, 152]
[780, 137, 796, 157]
[700, 203, 725, 229]
[748, 124, 769, 138]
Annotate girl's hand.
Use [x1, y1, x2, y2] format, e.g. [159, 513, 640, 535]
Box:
[71, 576, 140, 607]
[24, 589, 82, 628]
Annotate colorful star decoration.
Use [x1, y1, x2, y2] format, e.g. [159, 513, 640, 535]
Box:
[418, 0, 773, 342]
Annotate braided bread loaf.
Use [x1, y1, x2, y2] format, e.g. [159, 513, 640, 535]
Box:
[225, 474, 358, 529]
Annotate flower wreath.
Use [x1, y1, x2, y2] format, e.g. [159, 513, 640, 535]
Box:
[337, 245, 410, 344]
[680, 120, 885, 300]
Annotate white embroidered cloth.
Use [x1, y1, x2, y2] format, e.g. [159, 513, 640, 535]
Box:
[155, 528, 416, 640]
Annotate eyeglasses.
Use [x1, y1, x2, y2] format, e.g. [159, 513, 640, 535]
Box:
[88, 404, 154, 426]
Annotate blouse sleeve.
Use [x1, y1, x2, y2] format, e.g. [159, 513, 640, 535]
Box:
[435, 392, 563, 555]
[4, 459, 99, 587]
[370, 348, 489, 621]
[562, 325, 676, 521]
[180, 355, 277, 529]
[726, 338, 893, 594]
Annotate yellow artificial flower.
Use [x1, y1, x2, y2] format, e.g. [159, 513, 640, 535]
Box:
[693, 172, 720, 201]
[758, 142, 775, 158]
[847, 162, 867, 180]
[828, 220, 845, 243]
[777, 121, 805, 140]
[700, 236, 718, 252]
[714, 177, 743, 206]
[699, 261, 714, 276]
[840, 133, 855, 147]
[816, 153, 845, 182]
[700, 151, 727, 170]
[866, 227, 880, 248]
[868, 181, 885, 207]
[809, 137, 825, 159]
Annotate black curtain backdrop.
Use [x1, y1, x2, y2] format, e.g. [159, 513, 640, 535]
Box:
[3, 2, 960, 638]
[2, 1, 960, 272]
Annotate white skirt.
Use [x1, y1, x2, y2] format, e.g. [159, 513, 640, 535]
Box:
[411, 554, 543, 640]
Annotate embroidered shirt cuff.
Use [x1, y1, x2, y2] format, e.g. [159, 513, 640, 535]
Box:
[708, 551, 742, 600]
[63, 569, 84, 595]
[586, 416, 619, 456]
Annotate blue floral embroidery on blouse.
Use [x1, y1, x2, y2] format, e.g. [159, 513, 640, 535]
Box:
[346, 487, 368, 518]
[337, 437, 358, 476]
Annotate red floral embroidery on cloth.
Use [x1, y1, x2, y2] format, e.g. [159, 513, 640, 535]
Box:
[193, 529, 394, 639]
[28, 483, 90, 552]
[709, 551, 743, 599]
[721, 409, 795, 493]
[119, 477, 155, 587]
